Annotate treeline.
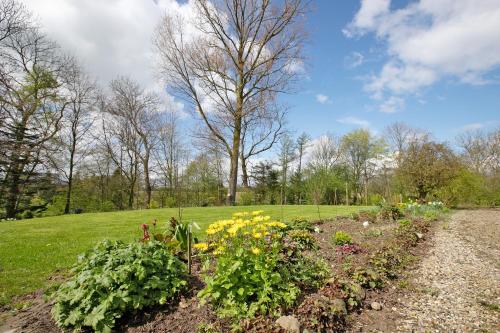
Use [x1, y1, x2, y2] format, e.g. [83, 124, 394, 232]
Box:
[0, 0, 498, 220]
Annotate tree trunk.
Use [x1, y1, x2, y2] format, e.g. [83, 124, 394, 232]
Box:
[143, 151, 152, 208]
[227, 127, 241, 205]
[64, 139, 77, 214]
[241, 151, 249, 188]
[5, 163, 21, 218]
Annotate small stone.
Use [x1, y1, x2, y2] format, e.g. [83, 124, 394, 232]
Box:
[371, 301, 382, 310]
[416, 232, 423, 239]
[363, 221, 370, 228]
[276, 315, 300, 333]
[392, 307, 397, 312]
[179, 300, 189, 309]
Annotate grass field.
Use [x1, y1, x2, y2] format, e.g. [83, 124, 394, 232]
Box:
[0, 205, 370, 305]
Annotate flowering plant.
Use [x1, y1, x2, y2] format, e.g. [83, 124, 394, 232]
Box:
[198, 211, 329, 320]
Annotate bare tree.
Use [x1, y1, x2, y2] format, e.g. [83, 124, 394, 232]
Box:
[310, 133, 341, 171]
[105, 77, 160, 208]
[154, 110, 187, 204]
[154, 0, 308, 205]
[456, 128, 499, 175]
[384, 122, 428, 164]
[0, 13, 71, 217]
[50, 62, 97, 214]
[100, 112, 141, 210]
[240, 98, 286, 187]
[278, 133, 296, 205]
[0, 0, 28, 43]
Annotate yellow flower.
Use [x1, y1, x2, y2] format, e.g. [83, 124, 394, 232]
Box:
[251, 247, 261, 255]
[252, 210, 264, 216]
[252, 232, 262, 238]
[193, 243, 208, 251]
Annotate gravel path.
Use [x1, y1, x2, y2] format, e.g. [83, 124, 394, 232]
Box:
[396, 210, 500, 332]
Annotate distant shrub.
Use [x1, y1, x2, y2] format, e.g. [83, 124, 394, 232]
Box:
[238, 190, 254, 206]
[332, 231, 353, 246]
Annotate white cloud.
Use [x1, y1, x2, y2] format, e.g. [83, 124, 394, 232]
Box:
[343, 0, 390, 37]
[316, 94, 332, 104]
[379, 96, 405, 113]
[458, 123, 485, 132]
[21, 0, 197, 91]
[345, 0, 500, 106]
[337, 116, 370, 128]
[344, 51, 365, 69]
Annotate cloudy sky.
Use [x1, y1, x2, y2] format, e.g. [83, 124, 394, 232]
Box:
[21, 0, 500, 142]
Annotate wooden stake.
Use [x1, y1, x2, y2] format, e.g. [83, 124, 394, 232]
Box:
[187, 227, 192, 274]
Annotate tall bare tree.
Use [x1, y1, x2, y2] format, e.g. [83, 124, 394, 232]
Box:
[154, 0, 307, 205]
[105, 77, 160, 208]
[310, 133, 342, 171]
[456, 128, 499, 175]
[50, 62, 97, 214]
[240, 98, 286, 187]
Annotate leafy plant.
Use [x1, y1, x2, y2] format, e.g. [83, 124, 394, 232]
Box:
[336, 244, 363, 255]
[377, 204, 404, 221]
[332, 231, 353, 246]
[297, 295, 347, 332]
[199, 211, 329, 320]
[173, 220, 200, 252]
[287, 229, 318, 250]
[51, 240, 187, 332]
[351, 267, 383, 289]
[285, 216, 315, 232]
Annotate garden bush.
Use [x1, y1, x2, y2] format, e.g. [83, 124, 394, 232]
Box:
[287, 229, 318, 250]
[285, 216, 315, 232]
[51, 240, 187, 332]
[332, 231, 353, 246]
[377, 203, 404, 221]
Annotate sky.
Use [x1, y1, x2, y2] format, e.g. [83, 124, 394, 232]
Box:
[20, 0, 500, 144]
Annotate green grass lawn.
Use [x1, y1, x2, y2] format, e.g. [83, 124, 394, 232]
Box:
[0, 205, 370, 305]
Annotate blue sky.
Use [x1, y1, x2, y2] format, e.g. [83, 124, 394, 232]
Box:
[23, 0, 500, 144]
[285, 0, 500, 142]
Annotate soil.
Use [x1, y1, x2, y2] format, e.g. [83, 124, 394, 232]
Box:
[1, 210, 498, 333]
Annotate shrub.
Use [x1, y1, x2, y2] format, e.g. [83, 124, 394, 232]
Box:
[377, 204, 404, 221]
[238, 190, 254, 206]
[51, 240, 187, 332]
[332, 231, 353, 246]
[287, 229, 318, 250]
[297, 295, 347, 332]
[285, 216, 315, 232]
[351, 267, 383, 289]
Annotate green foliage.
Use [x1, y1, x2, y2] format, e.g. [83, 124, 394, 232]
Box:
[377, 203, 404, 221]
[297, 295, 347, 332]
[199, 215, 329, 320]
[51, 240, 187, 332]
[238, 190, 254, 206]
[363, 229, 383, 238]
[199, 240, 300, 320]
[287, 229, 318, 250]
[285, 216, 315, 232]
[351, 267, 384, 289]
[339, 280, 365, 309]
[332, 231, 353, 246]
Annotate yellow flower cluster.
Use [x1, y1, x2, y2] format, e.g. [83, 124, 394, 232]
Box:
[203, 211, 287, 255]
